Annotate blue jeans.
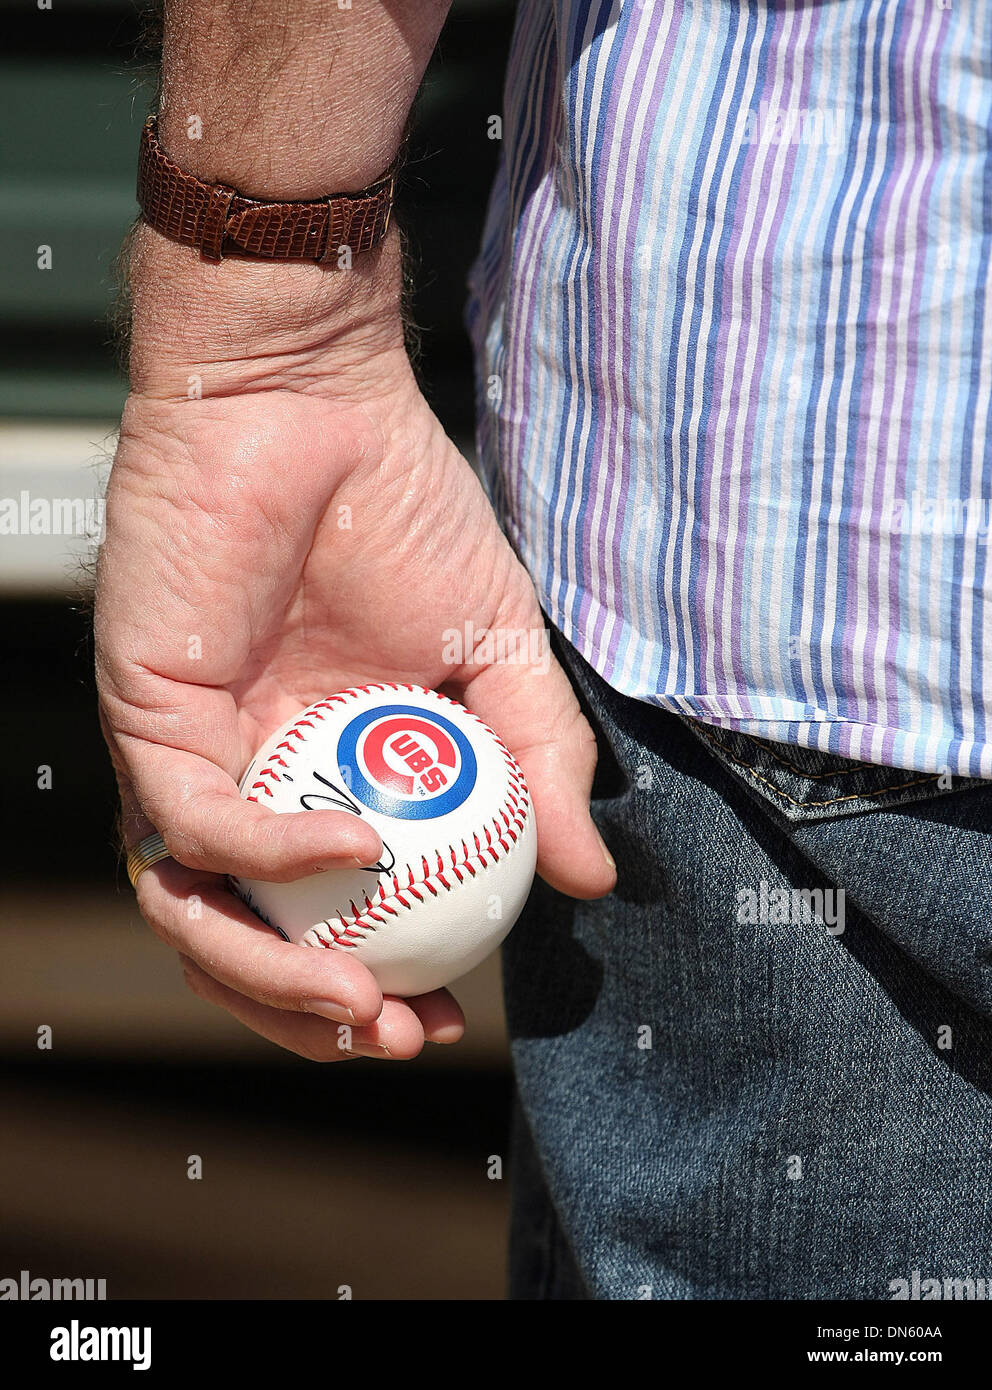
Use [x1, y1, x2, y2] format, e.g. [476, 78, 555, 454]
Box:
[503, 628, 992, 1300]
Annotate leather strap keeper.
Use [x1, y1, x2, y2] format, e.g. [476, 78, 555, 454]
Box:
[137, 116, 396, 264]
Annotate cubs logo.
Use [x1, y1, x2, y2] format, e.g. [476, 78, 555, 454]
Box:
[336, 704, 478, 819]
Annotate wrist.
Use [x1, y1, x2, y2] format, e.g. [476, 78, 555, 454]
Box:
[125, 217, 407, 399]
[155, 104, 404, 205]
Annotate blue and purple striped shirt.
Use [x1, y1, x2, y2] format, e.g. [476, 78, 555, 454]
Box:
[466, 0, 992, 777]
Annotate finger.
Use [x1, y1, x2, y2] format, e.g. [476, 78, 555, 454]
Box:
[180, 958, 427, 1061]
[453, 623, 617, 900]
[398, 988, 466, 1044]
[137, 857, 384, 1024]
[113, 728, 384, 881]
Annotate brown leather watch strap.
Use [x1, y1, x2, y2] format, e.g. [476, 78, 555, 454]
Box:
[137, 116, 396, 264]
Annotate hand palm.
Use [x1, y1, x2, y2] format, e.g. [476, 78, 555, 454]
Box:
[228, 392, 529, 747]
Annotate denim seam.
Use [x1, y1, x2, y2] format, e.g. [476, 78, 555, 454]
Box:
[733, 731, 872, 780]
[692, 721, 941, 808]
[696, 721, 872, 781]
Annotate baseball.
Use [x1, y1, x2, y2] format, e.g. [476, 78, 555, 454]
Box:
[231, 684, 538, 996]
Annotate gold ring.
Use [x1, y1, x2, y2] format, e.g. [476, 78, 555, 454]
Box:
[126, 832, 172, 888]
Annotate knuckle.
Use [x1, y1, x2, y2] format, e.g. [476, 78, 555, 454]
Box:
[162, 824, 207, 872]
[243, 816, 276, 875]
[135, 891, 179, 950]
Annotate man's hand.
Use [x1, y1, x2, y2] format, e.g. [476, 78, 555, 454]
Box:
[95, 232, 615, 1062]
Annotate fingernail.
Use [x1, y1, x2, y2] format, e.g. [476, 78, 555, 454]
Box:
[427, 1025, 465, 1045]
[307, 1000, 356, 1023]
[595, 828, 615, 871]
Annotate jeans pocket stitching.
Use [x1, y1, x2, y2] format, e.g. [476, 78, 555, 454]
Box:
[734, 728, 873, 780]
[693, 721, 942, 808]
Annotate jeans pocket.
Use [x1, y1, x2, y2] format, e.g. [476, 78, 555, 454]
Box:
[680, 716, 990, 824]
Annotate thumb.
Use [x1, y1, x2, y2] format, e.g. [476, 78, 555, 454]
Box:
[455, 635, 617, 900]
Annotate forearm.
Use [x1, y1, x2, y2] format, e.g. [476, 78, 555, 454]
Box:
[158, 0, 449, 196]
[127, 0, 451, 391]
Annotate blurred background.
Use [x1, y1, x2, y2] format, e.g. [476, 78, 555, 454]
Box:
[1, 0, 518, 1298]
